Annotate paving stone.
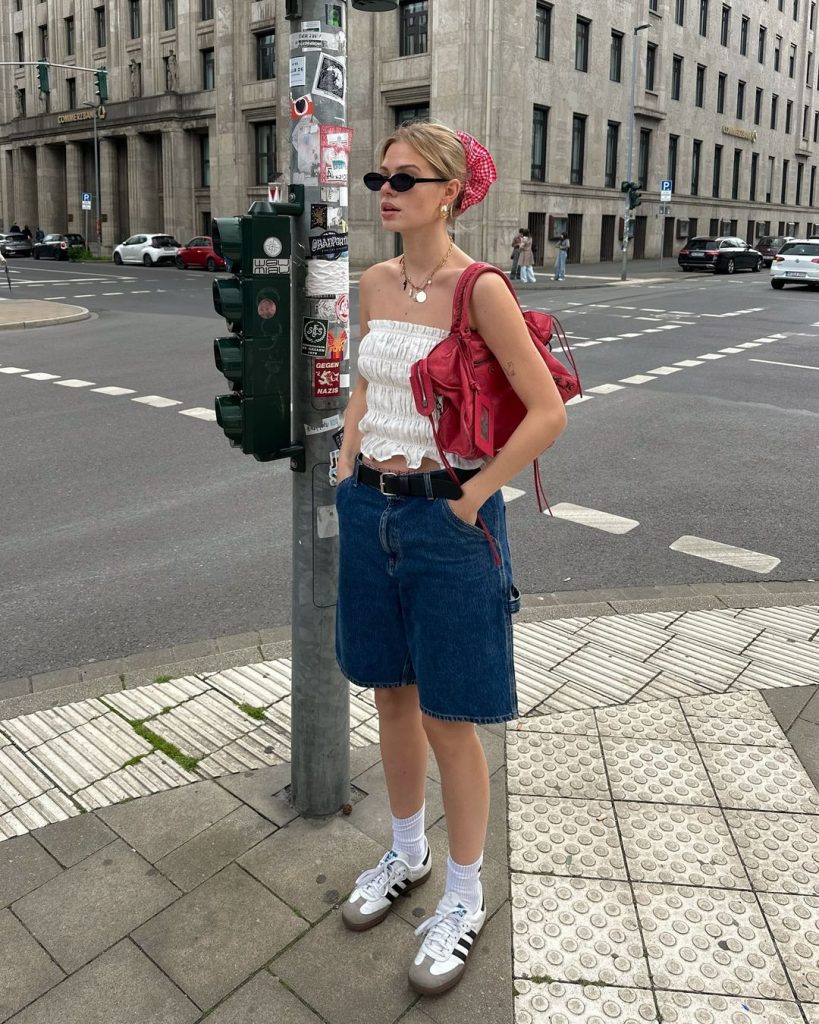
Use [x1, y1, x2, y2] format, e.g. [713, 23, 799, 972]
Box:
[682, 691, 775, 720]
[506, 732, 608, 800]
[656, 991, 803, 1023]
[616, 802, 749, 889]
[238, 815, 385, 923]
[800, 689, 819, 726]
[699, 744, 819, 813]
[204, 971, 324, 1024]
[686, 714, 789, 746]
[665, 609, 764, 654]
[602, 737, 717, 806]
[643, 637, 750, 689]
[515, 980, 659, 1023]
[804, 1006, 819, 1024]
[155, 805, 276, 892]
[0, 835, 62, 909]
[33, 812, 117, 868]
[96, 779, 240, 861]
[214, 762, 299, 827]
[757, 892, 819, 1001]
[573, 615, 671, 660]
[514, 709, 598, 735]
[634, 672, 717, 703]
[595, 700, 691, 741]
[132, 863, 307, 1011]
[725, 810, 819, 896]
[508, 795, 625, 879]
[634, 883, 790, 1000]
[511, 874, 649, 987]
[762, 685, 816, 731]
[4, 939, 199, 1024]
[736, 605, 819, 640]
[786, 719, 819, 789]
[273, 910, 417, 1024]
[0, 909, 64, 1022]
[12, 839, 180, 973]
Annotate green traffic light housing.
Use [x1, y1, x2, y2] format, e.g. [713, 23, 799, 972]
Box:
[37, 61, 50, 94]
[214, 336, 242, 384]
[211, 217, 243, 273]
[212, 277, 243, 329]
[628, 184, 642, 209]
[95, 68, 108, 103]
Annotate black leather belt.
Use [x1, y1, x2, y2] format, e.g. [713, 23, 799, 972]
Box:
[354, 460, 479, 500]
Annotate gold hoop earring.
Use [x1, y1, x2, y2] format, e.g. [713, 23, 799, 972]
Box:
[440, 204, 449, 219]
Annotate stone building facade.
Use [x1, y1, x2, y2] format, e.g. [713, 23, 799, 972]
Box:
[2, 0, 818, 266]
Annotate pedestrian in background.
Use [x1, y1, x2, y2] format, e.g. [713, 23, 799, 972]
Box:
[35, 227, 45, 243]
[554, 232, 570, 281]
[517, 228, 536, 283]
[22, 224, 32, 240]
[509, 227, 523, 279]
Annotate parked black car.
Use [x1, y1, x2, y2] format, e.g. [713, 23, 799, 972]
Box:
[677, 236, 763, 274]
[0, 232, 33, 257]
[33, 233, 86, 260]
[755, 235, 798, 268]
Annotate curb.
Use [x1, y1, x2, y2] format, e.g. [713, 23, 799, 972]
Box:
[0, 305, 91, 330]
[2, 581, 817, 722]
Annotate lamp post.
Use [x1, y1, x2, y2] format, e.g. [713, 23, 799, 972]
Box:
[621, 22, 650, 282]
[82, 101, 102, 255]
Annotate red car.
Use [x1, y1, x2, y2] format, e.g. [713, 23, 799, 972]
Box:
[175, 235, 225, 271]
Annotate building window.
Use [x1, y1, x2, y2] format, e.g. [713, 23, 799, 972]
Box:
[717, 71, 726, 113]
[691, 138, 702, 194]
[812, 1, 817, 28]
[731, 149, 742, 200]
[394, 103, 430, 126]
[815, 110, 819, 141]
[256, 32, 275, 80]
[255, 121, 277, 184]
[163, 55, 173, 90]
[790, 44, 797, 77]
[531, 105, 548, 181]
[781, 159, 789, 203]
[807, 52, 813, 86]
[605, 121, 619, 187]
[164, 0, 176, 31]
[638, 128, 651, 189]
[672, 55, 683, 100]
[200, 134, 210, 187]
[129, 0, 141, 38]
[786, 99, 793, 133]
[774, 35, 782, 71]
[699, 0, 709, 36]
[649, 0, 659, 10]
[17, 88, 26, 116]
[65, 16, 75, 55]
[668, 134, 679, 185]
[720, 4, 730, 45]
[15, 32, 24, 65]
[675, 0, 685, 25]
[771, 94, 779, 130]
[750, 151, 759, 201]
[39, 25, 48, 59]
[739, 15, 748, 55]
[695, 64, 706, 107]
[796, 161, 804, 205]
[536, 2, 552, 61]
[767, 155, 775, 203]
[575, 18, 590, 73]
[646, 43, 658, 91]
[201, 48, 215, 90]
[201, 0, 214, 19]
[754, 87, 763, 125]
[810, 164, 816, 206]
[713, 143, 723, 197]
[67, 76, 76, 109]
[610, 31, 623, 82]
[736, 80, 745, 119]
[399, 1, 428, 56]
[758, 25, 766, 64]
[570, 113, 586, 184]
[95, 6, 106, 47]
[804, 103, 810, 137]
[794, 0, 800, 17]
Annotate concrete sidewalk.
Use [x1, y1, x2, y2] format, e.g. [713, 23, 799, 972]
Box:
[2, 596, 819, 1024]
[0, 299, 90, 330]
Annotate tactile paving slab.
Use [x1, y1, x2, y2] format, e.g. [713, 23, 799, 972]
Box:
[515, 980, 658, 1023]
[515, 709, 598, 735]
[511, 874, 650, 988]
[616, 802, 749, 889]
[757, 892, 819, 1001]
[725, 810, 819, 896]
[508, 795, 626, 879]
[699, 744, 819, 813]
[506, 732, 608, 799]
[680, 691, 778, 721]
[685, 715, 789, 747]
[633, 883, 791, 999]
[602, 737, 718, 805]
[596, 700, 692, 741]
[655, 992, 802, 1023]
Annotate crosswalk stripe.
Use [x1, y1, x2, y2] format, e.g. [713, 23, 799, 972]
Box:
[23, 372, 60, 380]
[93, 386, 137, 396]
[132, 395, 183, 408]
[501, 485, 526, 503]
[670, 535, 780, 574]
[586, 383, 625, 394]
[548, 503, 640, 535]
[619, 374, 656, 384]
[566, 394, 593, 405]
[697, 353, 726, 360]
[647, 366, 682, 375]
[179, 407, 217, 421]
[673, 360, 703, 367]
[54, 379, 94, 387]
[718, 347, 744, 354]
[0, 366, 28, 374]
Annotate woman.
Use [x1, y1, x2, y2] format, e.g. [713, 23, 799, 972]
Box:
[334, 121, 566, 996]
[517, 228, 536, 283]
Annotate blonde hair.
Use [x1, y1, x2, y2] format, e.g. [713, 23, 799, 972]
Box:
[377, 120, 467, 223]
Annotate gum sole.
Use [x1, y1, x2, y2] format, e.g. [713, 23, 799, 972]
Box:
[342, 865, 432, 933]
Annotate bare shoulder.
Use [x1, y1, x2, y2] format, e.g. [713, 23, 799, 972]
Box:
[360, 258, 400, 296]
[470, 268, 522, 323]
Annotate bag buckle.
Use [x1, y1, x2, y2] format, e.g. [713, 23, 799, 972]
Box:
[379, 472, 399, 494]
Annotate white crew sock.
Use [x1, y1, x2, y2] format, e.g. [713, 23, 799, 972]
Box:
[446, 853, 483, 913]
[391, 803, 427, 866]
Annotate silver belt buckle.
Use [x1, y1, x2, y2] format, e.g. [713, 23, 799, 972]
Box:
[379, 472, 399, 495]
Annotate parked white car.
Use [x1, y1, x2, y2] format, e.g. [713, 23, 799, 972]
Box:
[113, 233, 180, 266]
[769, 240, 819, 289]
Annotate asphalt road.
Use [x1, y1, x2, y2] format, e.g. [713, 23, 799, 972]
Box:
[1, 258, 818, 682]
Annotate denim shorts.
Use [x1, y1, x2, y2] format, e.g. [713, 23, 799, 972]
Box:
[335, 469, 520, 724]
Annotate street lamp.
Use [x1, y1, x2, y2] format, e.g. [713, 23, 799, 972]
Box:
[82, 101, 102, 256]
[621, 22, 651, 282]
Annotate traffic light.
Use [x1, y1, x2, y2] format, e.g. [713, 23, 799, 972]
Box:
[94, 68, 108, 103]
[622, 181, 642, 209]
[36, 61, 50, 94]
[212, 210, 294, 461]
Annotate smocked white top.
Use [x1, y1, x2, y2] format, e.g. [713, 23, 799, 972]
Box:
[358, 319, 484, 470]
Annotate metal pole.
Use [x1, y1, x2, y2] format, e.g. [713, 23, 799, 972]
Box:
[288, 0, 352, 817]
[621, 24, 649, 282]
[93, 108, 101, 256]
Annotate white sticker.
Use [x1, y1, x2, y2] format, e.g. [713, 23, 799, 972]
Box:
[304, 413, 343, 435]
[302, 20, 322, 30]
[263, 237, 283, 258]
[317, 505, 339, 539]
[289, 56, 306, 87]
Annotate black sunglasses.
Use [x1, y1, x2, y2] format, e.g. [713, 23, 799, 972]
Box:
[363, 172, 449, 193]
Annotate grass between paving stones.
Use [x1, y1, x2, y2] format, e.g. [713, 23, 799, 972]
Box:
[239, 703, 267, 721]
[128, 719, 200, 773]
[153, 674, 173, 683]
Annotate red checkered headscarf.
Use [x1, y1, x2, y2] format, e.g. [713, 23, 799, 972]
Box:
[456, 131, 497, 213]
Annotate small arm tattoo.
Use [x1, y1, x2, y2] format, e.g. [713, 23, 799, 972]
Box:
[505, 360, 516, 378]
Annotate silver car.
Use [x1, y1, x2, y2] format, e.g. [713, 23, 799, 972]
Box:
[0, 232, 33, 257]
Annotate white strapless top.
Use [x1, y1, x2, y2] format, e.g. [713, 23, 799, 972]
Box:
[357, 319, 484, 470]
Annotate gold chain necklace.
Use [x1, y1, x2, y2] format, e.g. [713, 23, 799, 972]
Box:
[399, 240, 454, 304]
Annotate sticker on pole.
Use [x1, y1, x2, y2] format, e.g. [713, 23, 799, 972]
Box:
[289, 56, 307, 87]
[320, 126, 353, 185]
[263, 237, 283, 258]
[313, 359, 341, 398]
[309, 231, 348, 259]
[312, 54, 346, 104]
[302, 317, 329, 356]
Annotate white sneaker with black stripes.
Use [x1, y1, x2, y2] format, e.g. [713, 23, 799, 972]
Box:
[408, 891, 486, 995]
[342, 844, 432, 932]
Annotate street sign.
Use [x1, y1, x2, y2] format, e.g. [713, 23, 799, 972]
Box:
[659, 203, 672, 216]
[660, 179, 673, 202]
[81, 192, 92, 210]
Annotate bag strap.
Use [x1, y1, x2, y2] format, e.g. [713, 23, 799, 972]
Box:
[450, 262, 524, 335]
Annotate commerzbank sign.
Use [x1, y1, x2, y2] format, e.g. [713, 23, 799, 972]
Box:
[722, 125, 757, 142]
[57, 106, 107, 125]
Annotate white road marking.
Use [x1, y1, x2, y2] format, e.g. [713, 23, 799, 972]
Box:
[42, 296, 67, 301]
[74, 294, 96, 298]
[634, 316, 663, 321]
[586, 383, 626, 394]
[736, 341, 761, 348]
[566, 394, 593, 405]
[55, 379, 95, 387]
[597, 336, 621, 341]
[572, 340, 601, 347]
[130, 290, 151, 294]
[93, 386, 137, 396]
[674, 359, 704, 367]
[179, 407, 217, 421]
[23, 372, 60, 380]
[697, 353, 726, 359]
[619, 374, 656, 384]
[0, 366, 28, 374]
[670, 535, 781, 574]
[647, 366, 683, 375]
[102, 292, 124, 296]
[718, 347, 745, 354]
[549, 503, 640, 534]
[501, 485, 526, 503]
[640, 308, 665, 312]
[749, 358, 819, 371]
[132, 395, 183, 408]
[620, 332, 642, 338]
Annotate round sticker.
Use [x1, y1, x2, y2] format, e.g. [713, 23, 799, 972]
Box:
[258, 298, 277, 319]
[263, 237, 283, 258]
[335, 293, 349, 324]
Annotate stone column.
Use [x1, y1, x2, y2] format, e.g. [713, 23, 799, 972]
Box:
[161, 128, 194, 242]
[36, 145, 68, 235]
[65, 141, 84, 237]
[126, 132, 158, 229]
[16, 148, 40, 232]
[100, 137, 118, 249]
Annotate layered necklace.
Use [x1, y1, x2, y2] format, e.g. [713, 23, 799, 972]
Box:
[399, 239, 454, 303]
